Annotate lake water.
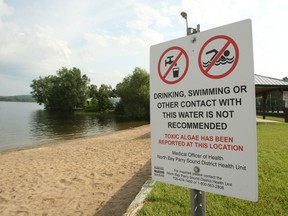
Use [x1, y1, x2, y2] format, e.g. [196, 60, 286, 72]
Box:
[0, 101, 148, 152]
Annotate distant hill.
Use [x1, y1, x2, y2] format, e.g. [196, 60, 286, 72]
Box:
[0, 95, 36, 102]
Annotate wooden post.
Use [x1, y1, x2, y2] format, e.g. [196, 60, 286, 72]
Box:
[284, 108, 288, 123]
[262, 93, 267, 119]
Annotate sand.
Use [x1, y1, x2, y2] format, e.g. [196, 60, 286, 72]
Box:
[0, 125, 151, 216]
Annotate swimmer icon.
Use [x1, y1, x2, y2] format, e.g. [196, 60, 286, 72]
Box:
[203, 49, 235, 68]
[198, 35, 239, 79]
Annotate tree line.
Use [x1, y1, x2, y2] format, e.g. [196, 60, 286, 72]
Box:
[30, 67, 288, 120]
[30, 67, 150, 120]
[0, 95, 35, 102]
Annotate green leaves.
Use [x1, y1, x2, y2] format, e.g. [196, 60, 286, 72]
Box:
[30, 66, 150, 117]
[30, 67, 90, 112]
[116, 67, 150, 120]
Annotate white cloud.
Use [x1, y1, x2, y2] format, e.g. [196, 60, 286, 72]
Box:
[70, 32, 150, 87]
[0, 17, 72, 79]
[0, 0, 12, 17]
[127, 2, 172, 30]
[177, 0, 287, 79]
[180, 0, 243, 29]
[247, 0, 288, 79]
[140, 29, 164, 47]
[0, 20, 73, 95]
[0, 0, 288, 96]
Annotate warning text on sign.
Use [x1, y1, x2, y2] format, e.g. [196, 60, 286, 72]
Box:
[154, 85, 248, 130]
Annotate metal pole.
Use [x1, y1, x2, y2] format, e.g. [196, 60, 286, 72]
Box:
[180, 12, 206, 216]
[191, 189, 206, 216]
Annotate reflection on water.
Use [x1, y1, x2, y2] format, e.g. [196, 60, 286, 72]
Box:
[29, 110, 148, 146]
[0, 102, 148, 151]
[30, 110, 130, 142]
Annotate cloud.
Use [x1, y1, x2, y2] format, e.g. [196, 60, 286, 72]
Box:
[177, 0, 288, 79]
[247, 0, 288, 79]
[0, 0, 12, 17]
[1, 0, 165, 94]
[179, 0, 245, 29]
[0, 24, 72, 95]
[70, 32, 152, 87]
[0, 14, 72, 84]
[127, 3, 172, 30]
[67, 1, 169, 88]
[1, 0, 288, 96]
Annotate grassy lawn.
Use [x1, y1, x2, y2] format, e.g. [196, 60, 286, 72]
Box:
[139, 123, 288, 216]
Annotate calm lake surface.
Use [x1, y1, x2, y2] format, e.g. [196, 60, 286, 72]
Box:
[0, 101, 148, 152]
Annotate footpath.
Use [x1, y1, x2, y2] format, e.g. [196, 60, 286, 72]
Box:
[256, 118, 278, 122]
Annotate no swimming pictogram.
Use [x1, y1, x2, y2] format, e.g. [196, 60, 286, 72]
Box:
[198, 35, 239, 79]
[158, 46, 189, 84]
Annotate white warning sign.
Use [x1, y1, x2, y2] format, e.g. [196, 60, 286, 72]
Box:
[150, 19, 258, 202]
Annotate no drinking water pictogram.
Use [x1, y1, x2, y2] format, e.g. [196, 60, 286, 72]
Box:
[158, 46, 189, 84]
[198, 35, 239, 79]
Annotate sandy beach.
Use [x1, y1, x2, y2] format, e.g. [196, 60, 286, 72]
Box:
[0, 125, 151, 216]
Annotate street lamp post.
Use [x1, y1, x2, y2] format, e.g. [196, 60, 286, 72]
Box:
[180, 11, 200, 35]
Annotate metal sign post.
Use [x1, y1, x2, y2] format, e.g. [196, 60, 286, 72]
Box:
[191, 189, 206, 216]
[181, 12, 206, 216]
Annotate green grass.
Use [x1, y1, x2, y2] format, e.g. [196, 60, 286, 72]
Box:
[139, 123, 288, 216]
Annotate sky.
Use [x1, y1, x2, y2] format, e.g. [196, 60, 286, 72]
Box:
[0, 0, 287, 96]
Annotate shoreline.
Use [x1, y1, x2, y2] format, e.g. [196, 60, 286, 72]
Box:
[0, 125, 151, 216]
[0, 123, 149, 154]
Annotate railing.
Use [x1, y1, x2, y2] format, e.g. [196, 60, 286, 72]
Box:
[256, 106, 284, 113]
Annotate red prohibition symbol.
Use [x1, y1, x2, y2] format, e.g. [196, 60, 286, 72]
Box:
[158, 46, 189, 84]
[198, 35, 239, 79]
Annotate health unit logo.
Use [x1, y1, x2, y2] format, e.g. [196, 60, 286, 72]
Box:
[198, 35, 239, 79]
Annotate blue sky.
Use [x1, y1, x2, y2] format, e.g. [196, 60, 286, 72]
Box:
[0, 0, 287, 95]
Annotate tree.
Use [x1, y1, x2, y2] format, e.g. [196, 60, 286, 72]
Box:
[86, 84, 114, 113]
[116, 67, 150, 119]
[97, 84, 113, 113]
[30, 67, 90, 112]
[88, 84, 98, 98]
[283, 77, 288, 82]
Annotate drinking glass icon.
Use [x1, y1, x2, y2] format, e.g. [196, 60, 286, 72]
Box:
[173, 67, 179, 78]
